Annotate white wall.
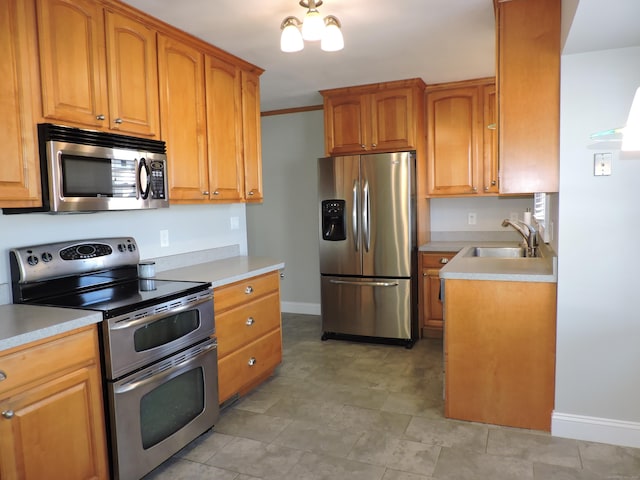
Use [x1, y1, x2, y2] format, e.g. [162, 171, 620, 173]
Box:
[246, 111, 324, 314]
[0, 203, 247, 303]
[553, 45, 640, 447]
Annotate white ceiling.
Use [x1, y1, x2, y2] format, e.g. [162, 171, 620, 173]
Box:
[122, 0, 640, 112]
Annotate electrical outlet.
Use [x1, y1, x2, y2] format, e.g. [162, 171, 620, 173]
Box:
[160, 229, 169, 247]
[467, 212, 477, 225]
[594, 153, 612, 176]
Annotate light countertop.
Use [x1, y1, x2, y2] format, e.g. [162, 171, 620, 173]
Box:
[0, 305, 102, 352]
[420, 240, 557, 283]
[1, 255, 284, 352]
[155, 256, 285, 287]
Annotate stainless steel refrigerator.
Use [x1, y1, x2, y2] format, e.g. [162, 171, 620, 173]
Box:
[318, 151, 417, 347]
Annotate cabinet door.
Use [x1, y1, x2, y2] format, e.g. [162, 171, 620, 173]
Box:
[371, 87, 416, 151]
[427, 86, 481, 195]
[0, 367, 109, 480]
[497, 0, 560, 194]
[105, 10, 159, 137]
[0, 0, 41, 207]
[205, 56, 244, 202]
[324, 93, 369, 155]
[241, 70, 263, 202]
[158, 34, 208, 202]
[36, 0, 107, 128]
[482, 84, 499, 193]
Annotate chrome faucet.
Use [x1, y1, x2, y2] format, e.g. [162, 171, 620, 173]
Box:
[502, 219, 538, 257]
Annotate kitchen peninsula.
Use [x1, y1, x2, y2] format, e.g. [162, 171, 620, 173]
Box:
[434, 241, 557, 431]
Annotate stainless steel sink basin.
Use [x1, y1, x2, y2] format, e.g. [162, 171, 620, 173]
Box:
[465, 246, 527, 258]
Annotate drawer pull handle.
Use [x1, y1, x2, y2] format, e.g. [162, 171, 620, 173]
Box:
[245, 286, 254, 294]
[246, 317, 255, 326]
[2, 410, 14, 419]
[248, 357, 257, 366]
[0, 371, 6, 382]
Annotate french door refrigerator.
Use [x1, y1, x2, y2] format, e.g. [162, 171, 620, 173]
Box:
[318, 151, 417, 347]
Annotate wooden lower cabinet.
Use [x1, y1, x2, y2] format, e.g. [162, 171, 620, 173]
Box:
[214, 271, 282, 404]
[419, 252, 456, 338]
[444, 279, 557, 431]
[0, 326, 109, 480]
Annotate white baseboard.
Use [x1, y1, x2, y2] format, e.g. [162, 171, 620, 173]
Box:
[281, 301, 321, 316]
[552, 411, 640, 448]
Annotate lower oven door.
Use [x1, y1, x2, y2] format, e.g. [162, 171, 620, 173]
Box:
[107, 338, 219, 480]
[104, 289, 214, 379]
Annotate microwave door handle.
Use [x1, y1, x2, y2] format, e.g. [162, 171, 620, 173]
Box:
[138, 158, 151, 199]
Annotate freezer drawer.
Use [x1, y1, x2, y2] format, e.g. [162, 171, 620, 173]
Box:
[321, 275, 412, 340]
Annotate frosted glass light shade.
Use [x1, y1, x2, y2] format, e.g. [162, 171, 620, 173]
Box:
[622, 87, 640, 151]
[302, 9, 324, 41]
[321, 16, 343, 51]
[280, 19, 304, 52]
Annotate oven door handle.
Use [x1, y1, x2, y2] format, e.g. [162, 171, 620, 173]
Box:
[110, 295, 213, 330]
[114, 340, 217, 394]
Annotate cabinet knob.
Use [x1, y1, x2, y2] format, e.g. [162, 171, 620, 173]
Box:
[213, 190, 220, 195]
[471, 187, 478, 193]
[246, 317, 255, 326]
[484, 186, 489, 191]
[96, 114, 105, 121]
[361, 144, 366, 149]
[2, 410, 14, 419]
[248, 190, 255, 196]
[440, 258, 449, 264]
[245, 286, 254, 294]
[371, 143, 377, 148]
[248, 357, 257, 366]
[114, 118, 123, 124]
[202, 191, 210, 196]
[0, 371, 6, 382]
[491, 180, 497, 186]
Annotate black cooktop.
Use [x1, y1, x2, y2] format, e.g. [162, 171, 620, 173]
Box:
[26, 276, 210, 319]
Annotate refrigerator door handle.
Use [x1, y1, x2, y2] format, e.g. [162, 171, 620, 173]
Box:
[352, 180, 359, 252]
[329, 279, 399, 288]
[363, 179, 371, 252]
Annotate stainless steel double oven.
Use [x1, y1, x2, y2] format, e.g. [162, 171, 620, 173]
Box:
[11, 237, 219, 480]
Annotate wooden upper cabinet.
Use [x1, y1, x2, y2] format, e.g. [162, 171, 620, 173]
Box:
[323, 93, 369, 155]
[205, 55, 244, 202]
[0, 0, 41, 207]
[241, 70, 263, 202]
[426, 85, 481, 196]
[321, 79, 426, 156]
[158, 34, 208, 202]
[425, 78, 497, 197]
[482, 83, 499, 194]
[371, 87, 417, 152]
[36, 0, 107, 128]
[496, 0, 560, 194]
[104, 10, 159, 137]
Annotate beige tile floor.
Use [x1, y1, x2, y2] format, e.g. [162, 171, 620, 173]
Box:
[145, 313, 640, 480]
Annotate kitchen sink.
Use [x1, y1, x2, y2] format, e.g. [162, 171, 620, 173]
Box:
[465, 246, 528, 258]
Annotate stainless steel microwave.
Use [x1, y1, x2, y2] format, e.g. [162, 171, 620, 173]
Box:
[3, 124, 169, 214]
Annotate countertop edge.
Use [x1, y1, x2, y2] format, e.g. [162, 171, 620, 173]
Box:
[0, 306, 102, 353]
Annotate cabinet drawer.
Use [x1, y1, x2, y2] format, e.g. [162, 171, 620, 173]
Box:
[0, 326, 98, 396]
[217, 328, 282, 404]
[214, 271, 279, 313]
[421, 252, 456, 269]
[216, 292, 281, 358]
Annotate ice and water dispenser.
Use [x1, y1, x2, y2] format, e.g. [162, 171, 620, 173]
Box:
[321, 200, 346, 241]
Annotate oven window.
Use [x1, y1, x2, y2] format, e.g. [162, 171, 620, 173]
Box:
[61, 154, 114, 196]
[139, 367, 205, 449]
[133, 310, 201, 352]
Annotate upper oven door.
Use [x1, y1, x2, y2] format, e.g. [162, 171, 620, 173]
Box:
[103, 289, 214, 379]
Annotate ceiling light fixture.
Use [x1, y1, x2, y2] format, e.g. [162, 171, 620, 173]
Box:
[280, 0, 344, 53]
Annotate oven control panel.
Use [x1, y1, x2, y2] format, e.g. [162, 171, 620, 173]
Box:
[10, 237, 140, 283]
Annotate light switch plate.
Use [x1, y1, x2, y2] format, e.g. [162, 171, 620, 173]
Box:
[594, 153, 612, 176]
